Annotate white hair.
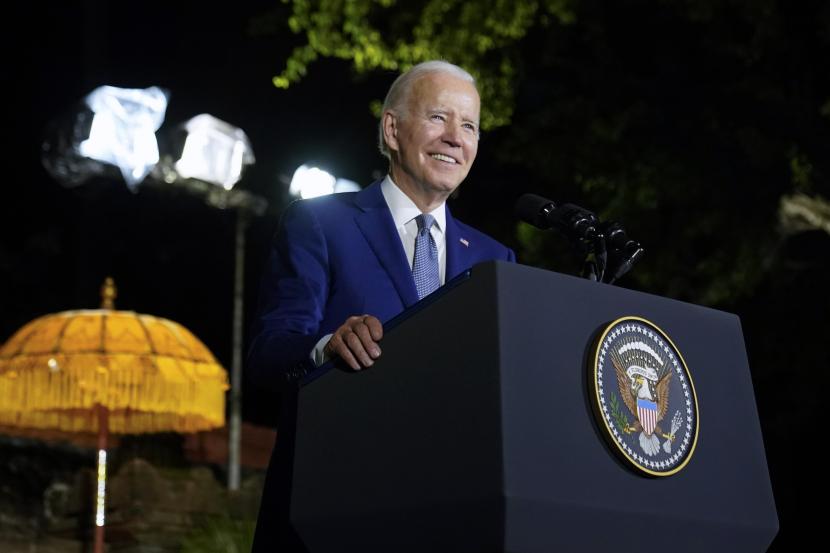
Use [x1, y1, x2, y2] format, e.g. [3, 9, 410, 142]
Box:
[377, 60, 477, 159]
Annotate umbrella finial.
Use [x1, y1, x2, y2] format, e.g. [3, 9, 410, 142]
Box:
[100, 277, 117, 310]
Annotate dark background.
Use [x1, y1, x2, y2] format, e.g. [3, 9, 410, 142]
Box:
[4, 1, 828, 550]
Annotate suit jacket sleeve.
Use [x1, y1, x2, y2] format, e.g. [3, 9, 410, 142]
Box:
[247, 200, 330, 397]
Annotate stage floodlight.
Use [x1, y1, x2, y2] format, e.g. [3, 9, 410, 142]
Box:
[289, 165, 336, 199]
[41, 86, 168, 190]
[334, 178, 361, 193]
[77, 86, 168, 190]
[288, 166, 362, 199]
[171, 114, 255, 190]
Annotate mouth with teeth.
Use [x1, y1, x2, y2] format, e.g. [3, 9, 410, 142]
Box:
[430, 153, 458, 164]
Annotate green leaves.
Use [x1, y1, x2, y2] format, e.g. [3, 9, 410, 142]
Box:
[180, 514, 255, 553]
[264, 0, 578, 129]
[609, 392, 630, 434]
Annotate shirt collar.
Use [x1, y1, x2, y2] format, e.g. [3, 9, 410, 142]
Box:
[380, 175, 446, 232]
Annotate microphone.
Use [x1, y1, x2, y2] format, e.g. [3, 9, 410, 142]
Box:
[602, 221, 642, 258]
[514, 193, 600, 243]
[515, 193, 645, 284]
[600, 221, 645, 283]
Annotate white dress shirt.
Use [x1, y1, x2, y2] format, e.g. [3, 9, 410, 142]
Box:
[311, 175, 447, 365]
[380, 175, 447, 283]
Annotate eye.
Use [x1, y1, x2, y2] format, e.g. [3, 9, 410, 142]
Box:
[462, 122, 478, 133]
[429, 113, 446, 122]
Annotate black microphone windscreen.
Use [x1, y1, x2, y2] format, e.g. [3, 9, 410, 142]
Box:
[514, 193, 556, 229]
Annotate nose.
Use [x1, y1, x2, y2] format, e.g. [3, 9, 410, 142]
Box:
[441, 124, 463, 148]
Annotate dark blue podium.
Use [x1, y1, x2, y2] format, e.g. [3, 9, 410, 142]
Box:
[279, 261, 777, 552]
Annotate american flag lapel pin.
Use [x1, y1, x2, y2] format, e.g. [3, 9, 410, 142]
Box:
[459, 238, 469, 247]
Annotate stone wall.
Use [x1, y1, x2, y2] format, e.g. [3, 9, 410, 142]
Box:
[0, 435, 267, 552]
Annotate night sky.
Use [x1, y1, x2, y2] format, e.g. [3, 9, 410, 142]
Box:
[7, 1, 396, 374]
[5, 0, 525, 394]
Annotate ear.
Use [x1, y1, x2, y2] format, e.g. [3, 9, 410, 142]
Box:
[382, 111, 400, 152]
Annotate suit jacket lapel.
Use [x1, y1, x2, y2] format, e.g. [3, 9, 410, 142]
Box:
[445, 205, 473, 281]
[354, 182, 420, 307]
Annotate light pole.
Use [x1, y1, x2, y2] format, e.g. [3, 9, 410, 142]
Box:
[218, 188, 266, 490]
[157, 115, 264, 490]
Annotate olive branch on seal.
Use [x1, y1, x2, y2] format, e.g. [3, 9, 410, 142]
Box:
[609, 392, 630, 433]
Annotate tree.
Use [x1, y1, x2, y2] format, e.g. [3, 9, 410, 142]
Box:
[256, 0, 829, 307]
[263, 0, 577, 129]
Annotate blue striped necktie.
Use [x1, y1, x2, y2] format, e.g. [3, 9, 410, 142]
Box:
[412, 214, 440, 300]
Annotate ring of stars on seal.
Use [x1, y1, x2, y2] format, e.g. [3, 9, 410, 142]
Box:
[590, 316, 699, 477]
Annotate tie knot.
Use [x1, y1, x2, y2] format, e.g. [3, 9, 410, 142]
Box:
[416, 213, 435, 233]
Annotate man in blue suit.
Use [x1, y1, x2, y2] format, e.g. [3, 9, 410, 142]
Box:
[248, 60, 515, 395]
[249, 60, 514, 550]
[249, 60, 514, 551]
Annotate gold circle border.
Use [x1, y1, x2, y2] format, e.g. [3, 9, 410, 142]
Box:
[589, 315, 700, 477]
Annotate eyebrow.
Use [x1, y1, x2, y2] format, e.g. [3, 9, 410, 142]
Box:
[428, 108, 479, 126]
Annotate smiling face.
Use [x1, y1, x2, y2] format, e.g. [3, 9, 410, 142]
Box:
[383, 71, 480, 211]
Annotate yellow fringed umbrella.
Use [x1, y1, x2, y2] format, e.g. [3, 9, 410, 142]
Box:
[0, 277, 229, 553]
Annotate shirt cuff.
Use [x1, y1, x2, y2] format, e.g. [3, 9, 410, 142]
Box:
[310, 333, 333, 366]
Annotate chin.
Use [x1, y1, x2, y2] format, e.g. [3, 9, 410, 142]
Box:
[426, 172, 466, 192]
[427, 180, 462, 196]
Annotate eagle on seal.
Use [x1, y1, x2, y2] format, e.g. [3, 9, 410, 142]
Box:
[611, 339, 674, 456]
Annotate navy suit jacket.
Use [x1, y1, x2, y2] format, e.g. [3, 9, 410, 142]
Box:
[247, 180, 515, 396]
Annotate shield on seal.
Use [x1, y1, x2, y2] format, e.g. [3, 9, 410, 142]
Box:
[637, 398, 658, 435]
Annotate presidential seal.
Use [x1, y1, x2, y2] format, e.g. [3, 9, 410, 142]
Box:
[590, 316, 699, 476]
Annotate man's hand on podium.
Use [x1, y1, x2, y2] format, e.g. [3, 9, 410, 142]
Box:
[324, 314, 384, 371]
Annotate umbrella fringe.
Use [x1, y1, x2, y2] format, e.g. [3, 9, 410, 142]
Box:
[0, 353, 227, 434]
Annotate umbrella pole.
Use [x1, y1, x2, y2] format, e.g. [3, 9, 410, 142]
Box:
[93, 404, 109, 553]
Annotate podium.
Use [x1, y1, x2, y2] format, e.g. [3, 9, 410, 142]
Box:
[286, 261, 778, 552]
